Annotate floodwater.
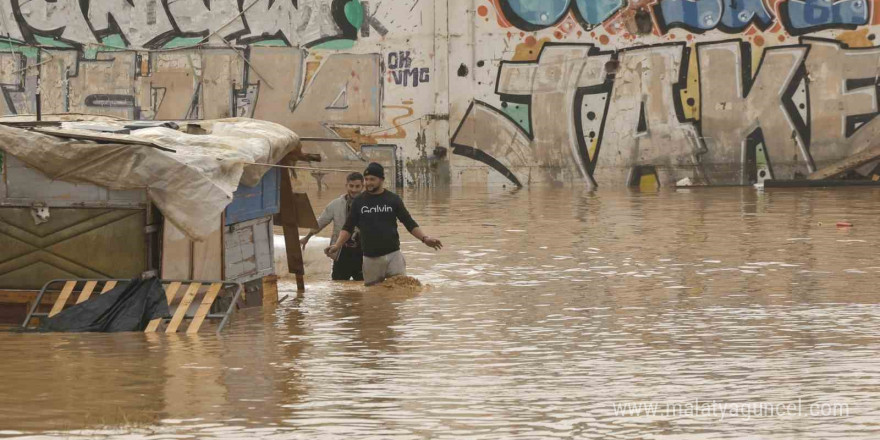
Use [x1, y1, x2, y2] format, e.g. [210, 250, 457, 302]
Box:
[2, 186, 880, 439]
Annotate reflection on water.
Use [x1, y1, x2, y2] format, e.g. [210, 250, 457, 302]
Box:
[2, 187, 880, 439]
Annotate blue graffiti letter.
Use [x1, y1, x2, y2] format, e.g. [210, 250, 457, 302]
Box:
[721, 0, 776, 30]
[782, 0, 869, 35]
[656, 0, 723, 32]
[500, 0, 572, 30]
[574, 0, 625, 25]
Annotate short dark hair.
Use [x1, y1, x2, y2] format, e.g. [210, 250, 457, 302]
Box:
[347, 172, 364, 182]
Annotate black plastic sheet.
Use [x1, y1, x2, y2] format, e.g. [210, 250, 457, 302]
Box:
[40, 278, 170, 332]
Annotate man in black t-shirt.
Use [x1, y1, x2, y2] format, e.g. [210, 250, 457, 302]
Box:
[327, 162, 442, 286]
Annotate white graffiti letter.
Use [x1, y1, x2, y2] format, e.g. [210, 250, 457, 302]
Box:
[699, 41, 809, 182]
[15, 0, 95, 44]
[166, 0, 246, 40]
[87, 0, 176, 48]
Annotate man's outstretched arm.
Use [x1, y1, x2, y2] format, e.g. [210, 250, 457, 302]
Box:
[409, 227, 442, 250]
[397, 200, 442, 250]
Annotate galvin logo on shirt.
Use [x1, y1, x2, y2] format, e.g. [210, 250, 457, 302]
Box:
[361, 205, 393, 214]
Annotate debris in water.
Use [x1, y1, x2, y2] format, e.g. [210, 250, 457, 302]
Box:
[377, 276, 423, 289]
[836, 221, 853, 228]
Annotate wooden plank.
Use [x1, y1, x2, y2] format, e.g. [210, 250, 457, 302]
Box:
[101, 281, 118, 293]
[0, 290, 69, 305]
[33, 128, 177, 153]
[809, 144, 880, 180]
[764, 180, 880, 188]
[186, 283, 223, 334]
[145, 282, 181, 333]
[0, 290, 39, 304]
[75, 281, 98, 304]
[165, 283, 201, 333]
[292, 193, 318, 230]
[262, 275, 279, 305]
[48, 281, 77, 317]
[279, 161, 306, 293]
[0, 121, 62, 128]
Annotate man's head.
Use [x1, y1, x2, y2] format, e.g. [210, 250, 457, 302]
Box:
[345, 172, 364, 198]
[363, 162, 385, 193]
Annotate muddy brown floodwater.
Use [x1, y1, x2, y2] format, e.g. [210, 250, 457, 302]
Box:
[2, 187, 880, 439]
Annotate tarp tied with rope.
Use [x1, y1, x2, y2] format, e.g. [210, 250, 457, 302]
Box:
[0, 117, 299, 240]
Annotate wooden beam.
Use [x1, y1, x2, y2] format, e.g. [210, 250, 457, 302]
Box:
[0, 290, 40, 304]
[809, 144, 880, 180]
[32, 128, 177, 153]
[262, 275, 279, 305]
[278, 155, 307, 293]
[0, 121, 62, 128]
[299, 137, 352, 143]
[764, 179, 880, 188]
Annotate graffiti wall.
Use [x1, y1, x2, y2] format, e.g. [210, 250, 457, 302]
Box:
[0, 0, 446, 186]
[450, 0, 880, 188]
[1, 0, 880, 188]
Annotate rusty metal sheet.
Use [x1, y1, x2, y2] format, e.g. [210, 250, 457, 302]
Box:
[0, 207, 147, 290]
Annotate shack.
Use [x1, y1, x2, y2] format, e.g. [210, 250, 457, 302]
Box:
[0, 117, 316, 325]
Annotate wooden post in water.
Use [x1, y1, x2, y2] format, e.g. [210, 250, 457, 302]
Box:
[277, 152, 321, 293]
[279, 155, 306, 292]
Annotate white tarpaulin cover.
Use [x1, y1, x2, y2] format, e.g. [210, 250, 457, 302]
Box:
[0, 118, 299, 240]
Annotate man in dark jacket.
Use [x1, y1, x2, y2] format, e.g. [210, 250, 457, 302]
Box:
[327, 162, 442, 285]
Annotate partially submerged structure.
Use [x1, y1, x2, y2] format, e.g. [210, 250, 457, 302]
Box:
[0, 117, 317, 328]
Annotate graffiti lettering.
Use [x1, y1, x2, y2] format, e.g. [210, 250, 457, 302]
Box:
[453, 44, 612, 186]
[359, 1, 390, 37]
[780, 0, 870, 35]
[802, 38, 880, 168]
[596, 44, 705, 186]
[497, 0, 624, 31]
[390, 69, 430, 87]
[494, 0, 869, 35]
[388, 51, 429, 87]
[14, 0, 96, 44]
[388, 51, 413, 69]
[165, 0, 247, 41]
[575, 0, 627, 25]
[452, 39, 876, 187]
[654, 0, 774, 33]
[698, 41, 810, 183]
[87, 0, 176, 48]
[240, 0, 342, 46]
[0, 0, 349, 48]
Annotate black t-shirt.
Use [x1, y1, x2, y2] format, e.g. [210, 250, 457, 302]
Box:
[342, 190, 419, 257]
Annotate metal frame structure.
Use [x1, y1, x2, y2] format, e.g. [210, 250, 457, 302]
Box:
[22, 279, 243, 334]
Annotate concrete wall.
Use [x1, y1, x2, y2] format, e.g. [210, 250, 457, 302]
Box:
[0, 1, 878, 189]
